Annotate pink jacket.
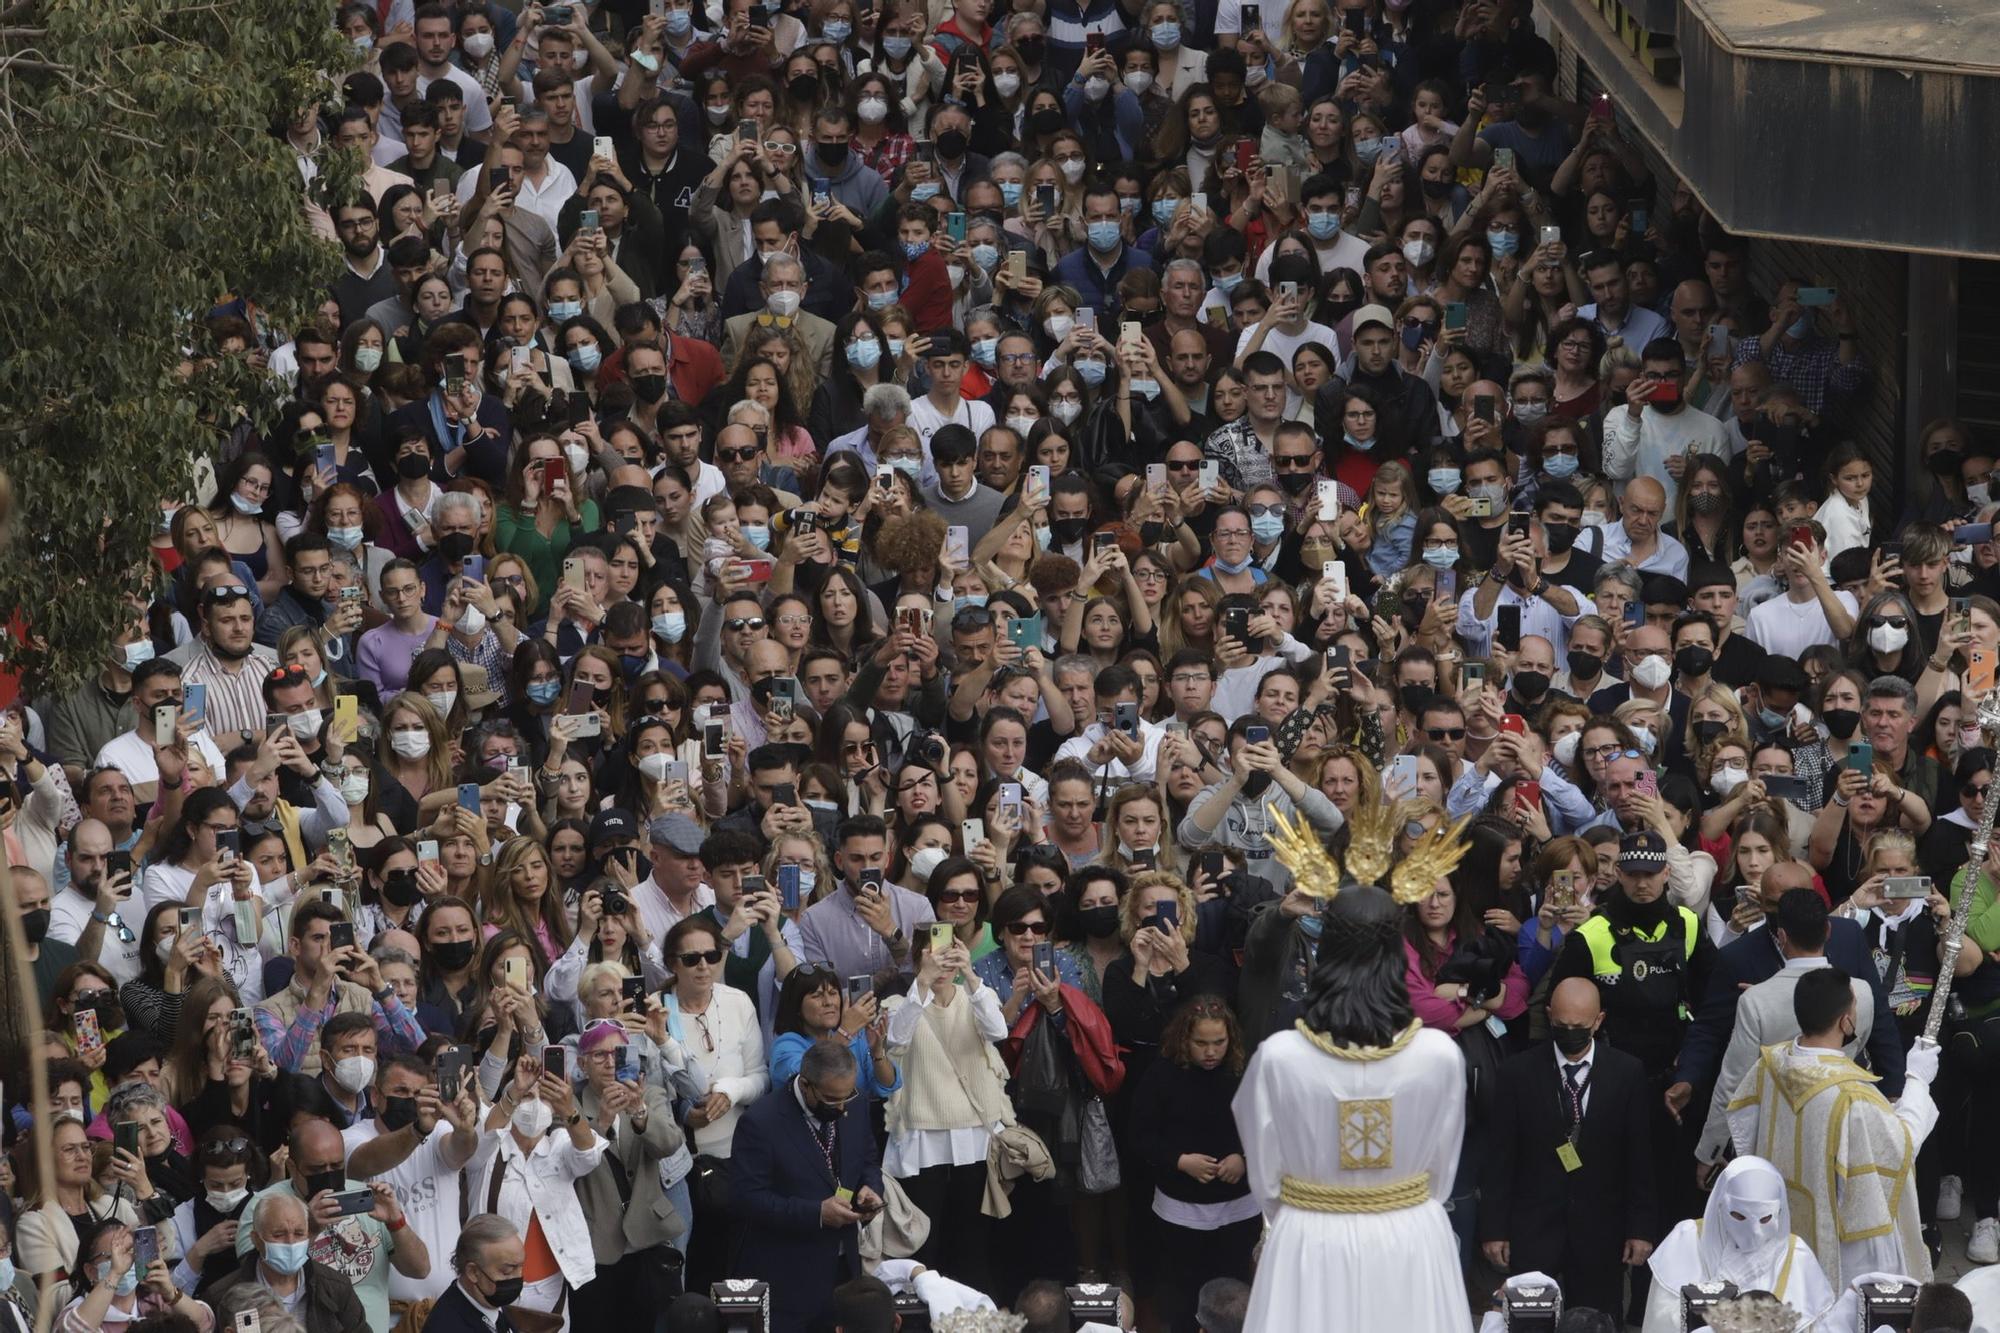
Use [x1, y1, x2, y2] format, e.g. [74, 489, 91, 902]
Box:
[1403, 933, 1530, 1031]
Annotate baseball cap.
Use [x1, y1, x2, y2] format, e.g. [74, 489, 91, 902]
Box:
[588, 808, 639, 850]
[1351, 303, 1395, 334]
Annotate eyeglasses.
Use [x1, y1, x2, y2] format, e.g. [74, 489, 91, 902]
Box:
[774, 613, 813, 627]
[1000, 352, 1039, 366]
[1424, 727, 1466, 740]
[676, 949, 725, 967]
[724, 617, 766, 632]
[1002, 919, 1051, 936]
[936, 887, 981, 904]
[1213, 527, 1250, 540]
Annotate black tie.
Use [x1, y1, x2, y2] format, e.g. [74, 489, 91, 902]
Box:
[1563, 1061, 1586, 1128]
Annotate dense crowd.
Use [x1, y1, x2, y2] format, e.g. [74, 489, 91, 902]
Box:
[6, 0, 1996, 1327]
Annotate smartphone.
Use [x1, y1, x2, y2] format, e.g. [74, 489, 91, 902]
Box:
[330, 921, 356, 953]
[1797, 287, 1836, 307]
[417, 838, 440, 865]
[962, 818, 986, 848]
[543, 1045, 568, 1083]
[772, 781, 798, 807]
[778, 863, 803, 911]
[115, 1119, 142, 1157]
[229, 1007, 258, 1061]
[108, 849, 134, 883]
[1444, 301, 1468, 332]
[1114, 701, 1140, 737]
[176, 904, 200, 932]
[1471, 392, 1497, 424]
[1496, 604, 1522, 652]
[501, 956, 529, 991]
[132, 1225, 160, 1268]
[332, 693, 359, 746]
[1199, 460, 1220, 492]
[434, 1046, 466, 1101]
[216, 827, 240, 863]
[74, 1006, 103, 1054]
[1514, 778, 1542, 812]
[947, 211, 968, 244]
[1493, 147, 1515, 173]
[1462, 660, 1487, 693]
[1000, 781, 1024, 823]
[1241, 2, 1261, 28]
[1006, 248, 1028, 282]
[1884, 875, 1933, 901]
[1388, 753, 1420, 795]
[1244, 724, 1271, 745]
[1956, 523, 1995, 546]
[1223, 605, 1252, 647]
[1147, 898, 1180, 932]
[858, 868, 884, 896]
[331, 1189, 376, 1217]
[1234, 139, 1254, 173]
[592, 134, 614, 161]
[579, 209, 601, 236]
[928, 922, 955, 956]
[737, 117, 758, 142]
[1760, 774, 1806, 803]
[184, 682, 207, 723]
[1084, 28, 1105, 53]
[1634, 767, 1658, 798]
[458, 782, 482, 815]
[1031, 940, 1057, 977]
[1846, 741, 1875, 774]
[236, 1310, 261, 1333]
[488, 165, 509, 193]
[1007, 613, 1044, 649]
[1589, 92, 1613, 121]
[1538, 224, 1561, 249]
[1076, 307, 1097, 335]
[703, 720, 725, 759]
[153, 703, 179, 746]
[942, 525, 972, 567]
[1971, 648, 1997, 696]
[1707, 323, 1731, 360]
[1499, 713, 1528, 737]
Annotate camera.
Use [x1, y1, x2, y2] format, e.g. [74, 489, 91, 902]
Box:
[602, 887, 630, 918]
[906, 730, 946, 768]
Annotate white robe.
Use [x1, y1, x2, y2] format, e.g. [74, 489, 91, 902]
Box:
[1231, 1023, 1470, 1333]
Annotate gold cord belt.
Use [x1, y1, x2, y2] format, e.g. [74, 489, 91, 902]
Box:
[1278, 1172, 1432, 1213]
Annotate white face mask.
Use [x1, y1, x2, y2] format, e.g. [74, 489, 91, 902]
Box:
[1044, 314, 1073, 341]
[1629, 724, 1657, 755]
[458, 604, 488, 637]
[1006, 414, 1040, 436]
[1580, 511, 1607, 529]
[564, 442, 590, 476]
[1051, 399, 1082, 425]
[1123, 71, 1153, 94]
[1553, 731, 1580, 769]
[993, 72, 1020, 97]
[1970, 480, 1992, 507]
[511, 1097, 553, 1137]
[390, 729, 432, 759]
[857, 97, 888, 123]
[286, 708, 322, 740]
[333, 1056, 376, 1094]
[425, 689, 459, 717]
[1719, 1190, 1786, 1254]
[206, 1187, 249, 1213]
[909, 846, 949, 881]
[1868, 623, 1910, 654]
[462, 31, 495, 59]
[339, 773, 371, 805]
[638, 752, 674, 782]
[767, 289, 802, 318]
[1630, 655, 1672, 691]
[1058, 157, 1086, 183]
[1710, 764, 1749, 797]
[1402, 239, 1435, 268]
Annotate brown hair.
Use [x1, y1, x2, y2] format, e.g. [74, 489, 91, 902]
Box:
[1160, 994, 1246, 1075]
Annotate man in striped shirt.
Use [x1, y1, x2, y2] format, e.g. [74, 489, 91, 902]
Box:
[169, 584, 279, 754]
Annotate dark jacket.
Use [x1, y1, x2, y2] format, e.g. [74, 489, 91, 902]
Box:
[1479, 1040, 1655, 1305]
[421, 1281, 517, 1333]
[1127, 1057, 1251, 1210]
[210, 1253, 369, 1333]
[1319, 363, 1443, 458]
[731, 1078, 884, 1333]
[1673, 915, 1905, 1098]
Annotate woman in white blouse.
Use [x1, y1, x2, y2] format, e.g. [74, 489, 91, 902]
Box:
[660, 915, 766, 1295]
[881, 924, 1012, 1295]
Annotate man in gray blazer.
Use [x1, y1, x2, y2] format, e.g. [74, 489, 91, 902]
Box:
[1697, 888, 1875, 1163]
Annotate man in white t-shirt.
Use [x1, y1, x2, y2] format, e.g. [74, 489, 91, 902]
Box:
[1253, 177, 1370, 286]
[48, 818, 145, 985]
[907, 331, 995, 455]
[1745, 521, 1859, 658]
[412, 5, 494, 136]
[95, 659, 228, 804]
[1235, 251, 1338, 417]
[342, 1052, 490, 1302]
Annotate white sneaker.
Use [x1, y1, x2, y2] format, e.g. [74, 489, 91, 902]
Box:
[1941, 1174, 1965, 1221]
[1969, 1216, 2000, 1265]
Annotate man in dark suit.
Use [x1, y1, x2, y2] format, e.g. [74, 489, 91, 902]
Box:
[422, 1215, 527, 1333]
[732, 1039, 885, 1333]
[1667, 859, 1905, 1123]
[1480, 977, 1657, 1317]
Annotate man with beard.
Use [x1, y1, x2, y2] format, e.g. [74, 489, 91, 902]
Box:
[331, 198, 398, 328]
[50, 817, 144, 983]
[167, 586, 279, 754]
[11, 865, 78, 1006]
[1603, 338, 1729, 516]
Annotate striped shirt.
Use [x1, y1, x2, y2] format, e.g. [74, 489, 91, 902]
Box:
[179, 639, 278, 740]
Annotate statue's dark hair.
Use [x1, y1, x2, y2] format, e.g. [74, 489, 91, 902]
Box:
[1300, 884, 1413, 1047]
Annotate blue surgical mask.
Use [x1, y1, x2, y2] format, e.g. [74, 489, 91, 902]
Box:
[846, 339, 882, 370]
[568, 343, 602, 373]
[911, 182, 940, 202]
[822, 19, 851, 41]
[743, 524, 771, 550]
[262, 1241, 311, 1277]
[96, 1262, 141, 1297]
[886, 337, 905, 359]
[970, 243, 999, 271]
[123, 640, 156, 671]
[1086, 220, 1122, 252]
[1035, 526, 1053, 550]
[1422, 546, 1459, 569]
[1788, 314, 1813, 339]
[1543, 452, 1579, 479]
[1343, 431, 1374, 452]
[1151, 198, 1180, 228]
[971, 336, 998, 367]
[1758, 705, 1786, 731]
[1213, 553, 1254, 575]
[1215, 272, 1242, 294]
[652, 612, 687, 643]
[1354, 137, 1387, 163]
[902, 239, 931, 261]
[1251, 513, 1285, 544]
[1130, 377, 1160, 399]
[1468, 482, 1508, 507]
[1298, 912, 1323, 939]
[1486, 228, 1519, 257]
[866, 289, 896, 311]
[1427, 467, 1461, 495]
[0, 1257, 15, 1291]
[1306, 210, 1341, 241]
[882, 34, 912, 58]
[549, 299, 583, 321]
[1073, 358, 1106, 385]
[1000, 181, 1022, 206]
[889, 457, 920, 478]
[954, 594, 988, 614]
[526, 679, 562, 706]
[664, 8, 692, 34]
[1151, 21, 1182, 48]
[327, 525, 364, 550]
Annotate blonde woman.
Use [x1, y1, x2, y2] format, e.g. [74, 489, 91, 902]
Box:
[484, 838, 575, 964]
[1095, 787, 1182, 879]
[1682, 682, 1749, 774]
[376, 692, 453, 808]
[1834, 829, 1966, 1019]
[1102, 870, 1226, 1111]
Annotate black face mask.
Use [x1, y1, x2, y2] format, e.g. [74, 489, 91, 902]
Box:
[1029, 107, 1065, 137]
[1542, 521, 1578, 554]
[808, 1092, 844, 1123]
[381, 1096, 421, 1131]
[1566, 649, 1602, 681]
[631, 374, 669, 404]
[1398, 684, 1433, 715]
[1016, 36, 1044, 64]
[1511, 670, 1549, 701]
[481, 1271, 525, 1308]
[1420, 177, 1454, 200]
[22, 908, 50, 945]
[438, 532, 475, 565]
[1822, 708, 1861, 740]
[1692, 719, 1726, 746]
[1241, 770, 1273, 798]
[1550, 1023, 1593, 1057]
[814, 139, 848, 168]
[935, 129, 968, 160]
[381, 869, 422, 908]
[1275, 472, 1313, 496]
[1687, 491, 1728, 516]
[1050, 517, 1090, 545]
[396, 454, 431, 481]
[1929, 448, 1964, 478]
[1077, 905, 1121, 938]
[1674, 645, 1714, 679]
[789, 73, 820, 101]
[431, 939, 476, 971]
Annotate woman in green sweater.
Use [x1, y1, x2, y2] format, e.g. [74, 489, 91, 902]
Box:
[495, 435, 599, 617]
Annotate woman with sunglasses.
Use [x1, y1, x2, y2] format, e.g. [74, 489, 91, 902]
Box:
[659, 915, 767, 1295]
[768, 966, 901, 1101]
[926, 855, 996, 962]
[168, 1127, 267, 1297]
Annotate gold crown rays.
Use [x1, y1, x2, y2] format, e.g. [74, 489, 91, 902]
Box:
[1268, 801, 1473, 905]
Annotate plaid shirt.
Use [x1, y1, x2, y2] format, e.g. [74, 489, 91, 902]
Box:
[854, 131, 914, 184]
[1730, 333, 1867, 414]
